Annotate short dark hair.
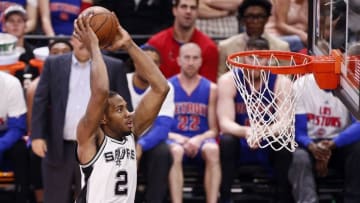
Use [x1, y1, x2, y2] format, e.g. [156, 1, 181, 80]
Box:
[246, 37, 269, 50]
[48, 39, 73, 51]
[238, 0, 272, 18]
[172, 0, 199, 7]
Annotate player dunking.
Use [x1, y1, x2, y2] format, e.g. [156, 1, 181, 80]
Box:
[73, 14, 169, 203]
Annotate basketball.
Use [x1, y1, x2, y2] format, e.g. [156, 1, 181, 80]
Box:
[79, 6, 119, 48]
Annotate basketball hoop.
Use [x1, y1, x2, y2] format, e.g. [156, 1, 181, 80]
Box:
[226, 50, 341, 152]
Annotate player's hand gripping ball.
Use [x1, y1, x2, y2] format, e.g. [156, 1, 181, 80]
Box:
[79, 6, 119, 48]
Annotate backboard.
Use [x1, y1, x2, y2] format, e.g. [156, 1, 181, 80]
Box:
[308, 0, 360, 119]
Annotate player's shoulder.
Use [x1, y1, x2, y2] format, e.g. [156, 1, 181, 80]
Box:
[0, 71, 21, 87]
[218, 71, 233, 84]
[193, 29, 217, 48]
[148, 27, 172, 43]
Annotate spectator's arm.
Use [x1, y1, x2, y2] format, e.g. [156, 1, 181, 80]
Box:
[31, 58, 51, 140]
[295, 114, 312, 148]
[333, 116, 360, 147]
[199, 43, 218, 82]
[198, 0, 229, 19]
[272, 0, 307, 44]
[138, 116, 173, 151]
[25, 0, 38, 33]
[39, 0, 55, 36]
[203, 0, 243, 11]
[0, 114, 27, 152]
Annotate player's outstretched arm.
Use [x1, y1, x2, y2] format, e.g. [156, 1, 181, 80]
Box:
[74, 15, 109, 164]
[106, 15, 169, 137]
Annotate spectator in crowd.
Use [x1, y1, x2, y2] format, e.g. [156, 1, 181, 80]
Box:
[96, 0, 173, 39]
[168, 42, 220, 203]
[265, 0, 308, 52]
[1, 5, 39, 83]
[39, 0, 82, 36]
[217, 0, 289, 77]
[126, 45, 174, 203]
[196, 0, 243, 39]
[31, 35, 132, 203]
[26, 38, 73, 203]
[147, 0, 219, 82]
[0, 0, 38, 33]
[289, 63, 360, 203]
[0, 71, 29, 203]
[218, 37, 293, 203]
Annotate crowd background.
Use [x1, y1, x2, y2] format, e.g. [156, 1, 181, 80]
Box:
[1, 0, 360, 203]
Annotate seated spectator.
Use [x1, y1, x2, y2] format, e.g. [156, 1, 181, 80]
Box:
[147, 0, 219, 82]
[196, 0, 243, 38]
[289, 74, 360, 203]
[39, 0, 82, 36]
[0, 71, 29, 203]
[218, 0, 289, 77]
[265, 0, 308, 52]
[126, 45, 174, 203]
[2, 5, 38, 83]
[26, 38, 73, 203]
[96, 0, 173, 38]
[0, 0, 38, 33]
[167, 42, 220, 203]
[218, 37, 293, 203]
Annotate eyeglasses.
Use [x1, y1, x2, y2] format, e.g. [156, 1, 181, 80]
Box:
[243, 15, 268, 21]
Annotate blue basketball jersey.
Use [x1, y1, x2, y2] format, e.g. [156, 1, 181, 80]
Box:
[234, 71, 277, 126]
[233, 70, 277, 165]
[50, 0, 81, 35]
[169, 76, 211, 138]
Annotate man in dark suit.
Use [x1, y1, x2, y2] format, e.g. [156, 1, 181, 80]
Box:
[30, 36, 132, 203]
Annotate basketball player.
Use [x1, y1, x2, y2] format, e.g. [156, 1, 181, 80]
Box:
[73, 14, 169, 203]
[218, 37, 293, 203]
[167, 42, 220, 203]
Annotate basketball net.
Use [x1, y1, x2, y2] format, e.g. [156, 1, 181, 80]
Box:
[226, 53, 309, 152]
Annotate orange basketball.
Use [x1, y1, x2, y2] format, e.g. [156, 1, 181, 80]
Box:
[80, 6, 119, 48]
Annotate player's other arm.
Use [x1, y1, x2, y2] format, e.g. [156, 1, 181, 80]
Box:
[74, 15, 109, 164]
[217, 72, 250, 138]
[130, 44, 170, 137]
[107, 15, 169, 137]
[196, 83, 219, 141]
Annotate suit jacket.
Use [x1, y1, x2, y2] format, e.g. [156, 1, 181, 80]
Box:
[217, 32, 290, 77]
[31, 53, 132, 165]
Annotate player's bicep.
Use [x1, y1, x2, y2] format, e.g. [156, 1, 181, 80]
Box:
[217, 74, 237, 126]
[208, 83, 218, 132]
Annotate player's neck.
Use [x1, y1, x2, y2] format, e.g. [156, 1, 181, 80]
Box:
[173, 24, 194, 43]
[178, 74, 201, 95]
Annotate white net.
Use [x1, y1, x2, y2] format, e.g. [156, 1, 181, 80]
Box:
[226, 52, 309, 152]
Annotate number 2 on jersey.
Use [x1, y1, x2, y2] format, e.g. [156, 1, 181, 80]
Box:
[115, 170, 128, 195]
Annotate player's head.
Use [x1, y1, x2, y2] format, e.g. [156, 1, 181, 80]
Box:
[177, 42, 202, 79]
[131, 44, 161, 83]
[70, 36, 91, 62]
[101, 91, 132, 137]
[2, 5, 27, 38]
[244, 37, 270, 80]
[172, 0, 199, 30]
[48, 39, 73, 55]
[238, 0, 272, 37]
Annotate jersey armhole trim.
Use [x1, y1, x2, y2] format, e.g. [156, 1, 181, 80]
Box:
[80, 136, 108, 168]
